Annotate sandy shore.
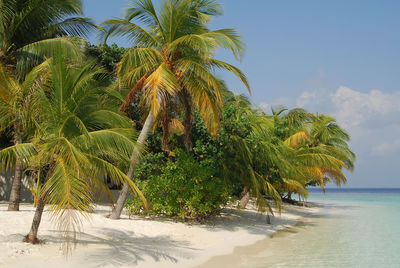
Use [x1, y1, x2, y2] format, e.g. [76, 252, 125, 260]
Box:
[0, 201, 320, 268]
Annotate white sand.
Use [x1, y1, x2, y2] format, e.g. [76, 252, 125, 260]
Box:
[0, 201, 320, 268]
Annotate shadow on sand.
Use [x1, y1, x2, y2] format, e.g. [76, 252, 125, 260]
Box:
[39, 228, 198, 267]
[0, 203, 320, 267]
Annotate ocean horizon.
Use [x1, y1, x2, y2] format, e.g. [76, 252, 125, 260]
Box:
[308, 187, 400, 191]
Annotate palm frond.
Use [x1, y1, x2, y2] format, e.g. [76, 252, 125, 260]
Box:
[284, 131, 311, 148]
[0, 143, 36, 170]
[143, 63, 179, 116]
[101, 19, 157, 47]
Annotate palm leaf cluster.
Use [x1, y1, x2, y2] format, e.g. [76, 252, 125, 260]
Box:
[103, 0, 249, 142]
[0, 0, 95, 75]
[217, 93, 355, 212]
[0, 0, 98, 212]
[272, 109, 353, 190]
[0, 57, 145, 248]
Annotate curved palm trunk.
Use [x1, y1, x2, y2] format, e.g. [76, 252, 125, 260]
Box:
[8, 135, 23, 211]
[24, 198, 45, 244]
[182, 90, 193, 152]
[238, 186, 250, 209]
[110, 112, 155, 219]
[161, 109, 171, 152]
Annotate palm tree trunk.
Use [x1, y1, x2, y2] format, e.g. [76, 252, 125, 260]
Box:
[182, 89, 193, 152]
[24, 198, 45, 244]
[238, 186, 250, 209]
[161, 109, 171, 152]
[110, 112, 155, 219]
[266, 213, 271, 224]
[8, 135, 23, 211]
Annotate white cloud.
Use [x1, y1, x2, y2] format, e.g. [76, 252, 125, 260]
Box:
[296, 88, 332, 110]
[330, 86, 400, 129]
[372, 139, 400, 155]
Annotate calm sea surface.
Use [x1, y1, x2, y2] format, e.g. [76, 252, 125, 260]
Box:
[208, 188, 400, 268]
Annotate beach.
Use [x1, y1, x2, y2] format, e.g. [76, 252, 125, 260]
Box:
[0, 202, 319, 268]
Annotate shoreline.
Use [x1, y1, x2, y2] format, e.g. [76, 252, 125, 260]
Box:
[196, 211, 324, 268]
[0, 201, 322, 268]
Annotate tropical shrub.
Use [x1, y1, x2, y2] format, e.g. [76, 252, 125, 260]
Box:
[85, 43, 127, 73]
[125, 150, 232, 221]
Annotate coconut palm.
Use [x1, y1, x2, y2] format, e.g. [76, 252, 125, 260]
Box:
[311, 113, 355, 170]
[0, 61, 47, 211]
[0, 0, 95, 75]
[304, 113, 355, 188]
[0, 0, 96, 211]
[220, 93, 286, 212]
[280, 110, 355, 195]
[0, 57, 145, 247]
[103, 0, 250, 219]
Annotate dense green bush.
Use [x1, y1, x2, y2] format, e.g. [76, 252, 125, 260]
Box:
[125, 150, 233, 221]
[85, 43, 127, 73]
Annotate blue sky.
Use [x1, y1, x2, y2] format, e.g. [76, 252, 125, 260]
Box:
[83, 0, 400, 188]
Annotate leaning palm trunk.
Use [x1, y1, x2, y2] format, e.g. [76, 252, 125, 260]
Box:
[161, 109, 171, 152]
[238, 187, 250, 209]
[8, 135, 23, 211]
[182, 90, 193, 152]
[110, 112, 155, 219]
[24, 198, 45, 244]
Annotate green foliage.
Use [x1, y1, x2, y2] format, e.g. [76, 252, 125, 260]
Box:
[0, 0, 95, 76]
[85, 43, 127, 73]
[0, 56, 145, 249]
[125, 150, 232, 221]
[102, 0, 249, 134]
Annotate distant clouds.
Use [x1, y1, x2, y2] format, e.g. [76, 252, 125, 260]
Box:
[372, 139, 400, 155]
[330, 87, 400, 128]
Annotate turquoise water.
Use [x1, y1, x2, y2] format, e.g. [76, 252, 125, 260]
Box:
[224, 189, 400, 268]
[300, 188, 400, 268]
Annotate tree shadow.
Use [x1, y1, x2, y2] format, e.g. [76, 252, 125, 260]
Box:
[44, 228, 198, 267]
[197, 206, 310, 236]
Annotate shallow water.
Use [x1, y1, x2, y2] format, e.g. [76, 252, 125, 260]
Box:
[202, 188, 400, 268]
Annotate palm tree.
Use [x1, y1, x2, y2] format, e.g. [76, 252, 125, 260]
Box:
[0, 0, 95, 74]
[103, 0, 250, 219]
[220, 93, 284, 212]
[280, 110, 355, 195]
[311, 113, 355, 169]
[0, 57, 145, 247]
[0, 0, 96, 211]
[271, 107, 317, 198]
[233, 104, 355, 207]
[0, 61, 47, 211]
[307, 113, 355, 187]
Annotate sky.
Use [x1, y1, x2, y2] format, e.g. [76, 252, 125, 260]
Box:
[83, 0, 400, 188]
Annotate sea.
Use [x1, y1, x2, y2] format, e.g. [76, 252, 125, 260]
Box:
[207, 188, 400, 268]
